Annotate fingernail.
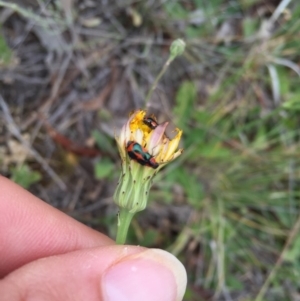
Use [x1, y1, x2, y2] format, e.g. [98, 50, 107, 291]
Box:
[101, 249, 187, 301]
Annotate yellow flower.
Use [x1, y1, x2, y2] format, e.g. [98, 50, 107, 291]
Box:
[116, 110, 182, 166]
[114, 110, 183, 213]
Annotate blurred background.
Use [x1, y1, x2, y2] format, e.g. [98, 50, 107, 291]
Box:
[1, 0, 300, 300]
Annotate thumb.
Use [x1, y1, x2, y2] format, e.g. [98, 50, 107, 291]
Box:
[0, 245, 187, 301]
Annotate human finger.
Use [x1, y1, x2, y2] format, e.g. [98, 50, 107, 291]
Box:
[0, 175, 114, 277]
[0, 245, 187, 301]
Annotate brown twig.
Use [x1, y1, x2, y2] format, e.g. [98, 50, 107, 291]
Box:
[40, 115, 102, 158]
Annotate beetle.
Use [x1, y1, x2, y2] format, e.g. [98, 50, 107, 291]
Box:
[143, 116, 170, 140]
[126, 141, 159, 169]
[143, 116, 158, 130]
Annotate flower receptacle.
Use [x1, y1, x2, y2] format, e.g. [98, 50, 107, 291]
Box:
[113, 159, 156, 214]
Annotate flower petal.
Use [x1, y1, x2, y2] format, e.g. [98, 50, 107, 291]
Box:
[129, 110, 146, 132]
[134, 128, 144, 145]
[120, 112, 138, 145]
[161, 129, 182, 161]
[147, 122, 168, 155]
[172, 149, 183, 160]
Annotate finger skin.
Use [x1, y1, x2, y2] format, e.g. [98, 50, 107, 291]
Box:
[0, 176, 114, 277]
[0, 245, 186, 301]
[0, 246, 145, 301]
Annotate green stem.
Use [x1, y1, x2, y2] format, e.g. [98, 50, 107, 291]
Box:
[116, 208, 135, 244]
[144, 56, 174, 108]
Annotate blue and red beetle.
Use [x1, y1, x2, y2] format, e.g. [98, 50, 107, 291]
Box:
[126, 141, 159, 169]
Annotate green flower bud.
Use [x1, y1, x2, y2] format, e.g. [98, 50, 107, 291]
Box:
[169, 39, 186, 60]
[114, 159, 155, 214]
